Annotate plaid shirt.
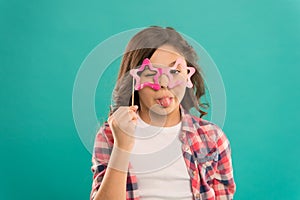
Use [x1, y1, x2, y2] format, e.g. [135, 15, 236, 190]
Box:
[90, 107, 236, 200]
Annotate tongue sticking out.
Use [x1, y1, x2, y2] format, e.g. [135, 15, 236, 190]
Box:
[156, 97, 172, 107]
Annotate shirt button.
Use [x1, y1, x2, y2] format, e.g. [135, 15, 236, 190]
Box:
[193, 170, 197, 176]
[183, 145, 189, 152]
[190, 170, 197, 177]
[195, 193, 201, 199]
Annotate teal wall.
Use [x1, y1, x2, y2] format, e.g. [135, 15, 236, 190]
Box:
[1, 0, 299, 199]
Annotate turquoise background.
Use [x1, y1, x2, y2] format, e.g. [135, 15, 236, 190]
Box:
[1, 0, 299, 199]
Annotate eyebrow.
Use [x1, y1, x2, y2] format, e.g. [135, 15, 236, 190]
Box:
[168, 60, 176, 66]
[152, 60, 177, 67]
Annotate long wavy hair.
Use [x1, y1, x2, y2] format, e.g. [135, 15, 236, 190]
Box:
[111, 26, 209, 118]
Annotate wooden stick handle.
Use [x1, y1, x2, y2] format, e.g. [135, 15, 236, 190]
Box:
[131, 77, 134, 106]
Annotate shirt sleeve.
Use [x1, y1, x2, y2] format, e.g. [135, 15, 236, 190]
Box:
[90, 124, 113, 200]
[212, 126, 236, 199]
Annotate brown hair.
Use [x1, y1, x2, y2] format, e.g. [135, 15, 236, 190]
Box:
[112, 26, 209, 117]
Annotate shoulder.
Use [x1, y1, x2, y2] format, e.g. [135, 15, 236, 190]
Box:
[94, 122, 114, 145]
[184, 113, 227, 144]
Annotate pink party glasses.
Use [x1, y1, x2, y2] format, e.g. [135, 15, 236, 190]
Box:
[129, 57, 195, 91]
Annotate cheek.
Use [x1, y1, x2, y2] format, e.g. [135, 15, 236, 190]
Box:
[171, 85, 186, 103]
[138, 89, 155, 103]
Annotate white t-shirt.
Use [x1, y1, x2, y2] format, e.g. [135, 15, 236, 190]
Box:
[129, 115, 193, 199]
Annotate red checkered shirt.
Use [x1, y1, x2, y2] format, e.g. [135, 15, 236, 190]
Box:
[90, 107, 236, 200]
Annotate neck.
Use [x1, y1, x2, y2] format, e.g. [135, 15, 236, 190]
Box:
[138, 107, 181, 127]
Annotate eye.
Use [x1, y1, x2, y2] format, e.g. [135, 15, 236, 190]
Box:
[170, 69, 181, 74]
[145, 73, 156, 77]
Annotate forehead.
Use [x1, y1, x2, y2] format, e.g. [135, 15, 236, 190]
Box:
[150, 45, 186, 66]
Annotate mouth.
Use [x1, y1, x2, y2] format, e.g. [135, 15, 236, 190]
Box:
[155, 96, 174, 108]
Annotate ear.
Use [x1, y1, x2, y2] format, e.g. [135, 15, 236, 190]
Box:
[186, 67, 195, 88]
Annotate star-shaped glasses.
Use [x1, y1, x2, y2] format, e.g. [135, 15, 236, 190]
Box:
[129, 58, 195, 91]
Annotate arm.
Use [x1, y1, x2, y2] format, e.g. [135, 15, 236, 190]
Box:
[92, 146, 131, 200]
[212, 127, 236, 199]
[90, 106, 138, 200]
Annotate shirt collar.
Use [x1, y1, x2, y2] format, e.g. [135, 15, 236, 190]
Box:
[180, 105, 198, 134]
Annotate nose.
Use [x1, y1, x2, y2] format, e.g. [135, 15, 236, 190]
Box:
[159, 74, 169, 88]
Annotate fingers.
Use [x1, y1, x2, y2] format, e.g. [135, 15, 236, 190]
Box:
[130, 105, 139, 111]
[128, 105, 139, 120]
[113, 106, 138, 122]
[109, 106, 139, 135]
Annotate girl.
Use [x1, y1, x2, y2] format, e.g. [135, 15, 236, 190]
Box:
[90, 26, 236, 200]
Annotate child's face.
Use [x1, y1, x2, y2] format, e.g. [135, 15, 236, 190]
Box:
[137, 45, 189, 115]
